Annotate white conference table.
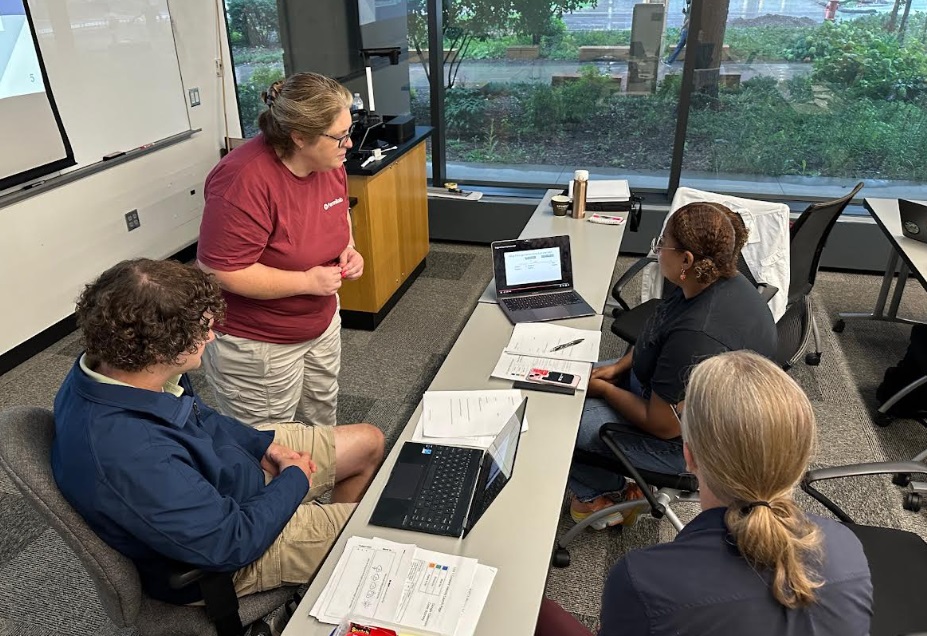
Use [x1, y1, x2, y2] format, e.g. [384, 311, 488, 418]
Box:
[282, 307, 603, 636]
[836, 198, 927, 329]
[284, 190, 626, 635]
[478, 189, 628, 314]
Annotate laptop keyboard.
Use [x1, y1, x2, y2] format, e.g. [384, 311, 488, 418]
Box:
[502, 291, 583, 312]
[408, 446, 477, 534]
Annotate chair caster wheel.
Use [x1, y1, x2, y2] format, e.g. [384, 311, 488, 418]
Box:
[832, 319, 845, 333]
[903, 492, 922, 512]
[805, 352, 821, 366]
[248, 619, 274, 636]
[893, 473, 911, 487]
[552, 548, 571, 568]
[874, 412, 893, 428]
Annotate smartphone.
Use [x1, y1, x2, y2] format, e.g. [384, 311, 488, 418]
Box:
[525, 368, 580, 389]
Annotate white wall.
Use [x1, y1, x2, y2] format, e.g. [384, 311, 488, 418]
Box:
[0, 0, 241, 358]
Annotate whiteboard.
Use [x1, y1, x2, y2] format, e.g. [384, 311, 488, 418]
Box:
[27, 0, 190, 168]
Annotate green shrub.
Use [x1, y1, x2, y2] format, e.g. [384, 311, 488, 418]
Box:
[445, 87, 491, 137]
[558, 66, 616, 122]
[724, 26, 814, 62]
[238, 65, 285, 138]
[787, 17, 927, 101]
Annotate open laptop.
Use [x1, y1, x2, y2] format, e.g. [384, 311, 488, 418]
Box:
[370, 399, 527, 538]
[899, 200, 927, 244]
[490, 235, 595, 323]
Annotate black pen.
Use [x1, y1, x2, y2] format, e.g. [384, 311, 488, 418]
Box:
[551, 338, 584, 352]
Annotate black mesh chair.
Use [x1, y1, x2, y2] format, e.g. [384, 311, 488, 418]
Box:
[776, 182, 864, 368]
[610, 183, 864, 368]
[802, 461, 927, 636]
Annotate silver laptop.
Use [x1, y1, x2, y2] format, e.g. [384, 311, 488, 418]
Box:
[491, 235, 594, 323]
[900, 200, 927, 244]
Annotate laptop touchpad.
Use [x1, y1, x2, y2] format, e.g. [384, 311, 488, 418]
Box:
[383, 464, 423, 500]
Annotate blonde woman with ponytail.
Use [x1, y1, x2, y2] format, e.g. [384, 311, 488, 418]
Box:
[536, 351, 872, 636]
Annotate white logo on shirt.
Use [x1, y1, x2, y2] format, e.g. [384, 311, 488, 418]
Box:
[323, 197, 344, 211]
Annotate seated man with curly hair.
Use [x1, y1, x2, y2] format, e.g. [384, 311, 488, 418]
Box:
[51, 259, 384, 604]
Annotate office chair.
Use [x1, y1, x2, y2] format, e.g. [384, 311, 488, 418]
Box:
[0, 406, 295, 636]
[553, 423, 699, 568]
[611, 184, 865, 370]
[777, 181, 864, 368]
[802, 461, 927, 636]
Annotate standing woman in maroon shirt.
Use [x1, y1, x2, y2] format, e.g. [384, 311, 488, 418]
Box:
[197, 72, 363, 429]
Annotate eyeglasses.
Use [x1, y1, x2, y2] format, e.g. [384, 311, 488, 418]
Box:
[320, 123, 356, 148]
[651, 235, 685, 254]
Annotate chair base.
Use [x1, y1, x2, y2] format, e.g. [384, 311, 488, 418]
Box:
[553, 489, 697, 568]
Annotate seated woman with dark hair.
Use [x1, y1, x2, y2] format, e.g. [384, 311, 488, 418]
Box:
[538, 351, 873, 636]
[570, 202, 777, 524]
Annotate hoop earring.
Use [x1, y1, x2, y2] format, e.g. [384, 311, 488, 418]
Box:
[680, 268, 687, 281]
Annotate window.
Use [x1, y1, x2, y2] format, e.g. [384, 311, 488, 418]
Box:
[224, 0, 284, 138]
[679, 1, 927, 199]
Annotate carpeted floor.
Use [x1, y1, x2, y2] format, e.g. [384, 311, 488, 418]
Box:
[0, 242, 925, 635]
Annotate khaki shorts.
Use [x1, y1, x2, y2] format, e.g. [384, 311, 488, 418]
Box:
[231, 422, 355, 596]
[202, 307, 341, 428]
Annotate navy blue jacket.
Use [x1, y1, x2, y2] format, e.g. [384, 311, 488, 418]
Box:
[600, 507, 873, 636]
[51, 358, 310, 603]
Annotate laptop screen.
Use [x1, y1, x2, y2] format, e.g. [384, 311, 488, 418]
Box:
[491, 236, 574, 296]
[465, 398, 527, 532]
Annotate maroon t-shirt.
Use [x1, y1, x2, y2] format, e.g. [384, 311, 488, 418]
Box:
[198, 136, 350, 344]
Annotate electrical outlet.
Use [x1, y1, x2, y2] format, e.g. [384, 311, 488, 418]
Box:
[188, 87, 201, 107]
[125, 209, 140, 231]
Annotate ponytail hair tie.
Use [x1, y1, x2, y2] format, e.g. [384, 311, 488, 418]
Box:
[741, 500, 772, 514]
[262, 81, 284, 108]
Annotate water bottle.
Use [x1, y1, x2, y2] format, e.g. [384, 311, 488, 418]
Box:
[572, 169, 589, 219]
[351, 92, 365, 113]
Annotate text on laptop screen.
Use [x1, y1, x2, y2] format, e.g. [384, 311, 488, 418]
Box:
[503, 247, 561, 286]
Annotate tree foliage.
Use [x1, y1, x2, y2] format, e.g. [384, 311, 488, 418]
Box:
[226, 0, 279, 47]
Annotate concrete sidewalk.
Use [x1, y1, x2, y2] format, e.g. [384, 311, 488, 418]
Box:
[408, 59, 813, 90]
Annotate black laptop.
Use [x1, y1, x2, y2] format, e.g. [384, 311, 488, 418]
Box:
[370, 399, 527, 538]
[490, 236, 595, 324]
[900, 200, 927, 244]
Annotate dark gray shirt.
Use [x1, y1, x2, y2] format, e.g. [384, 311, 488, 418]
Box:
[599, 508, 873, 636]
[632, 273, 778, 405]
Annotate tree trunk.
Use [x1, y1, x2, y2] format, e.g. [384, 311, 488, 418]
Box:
[692, 0, 730, 97]
[898, 0, 914, 42]
[887, 0, 903, 32]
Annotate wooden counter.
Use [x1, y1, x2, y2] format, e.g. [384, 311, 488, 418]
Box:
[340, 127, 432, 329]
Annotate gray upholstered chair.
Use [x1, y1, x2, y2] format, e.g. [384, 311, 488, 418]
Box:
[0, 406, 295, 636]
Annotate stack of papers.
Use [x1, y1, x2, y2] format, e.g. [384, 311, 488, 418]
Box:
[310, 536, 497, 636]
[411, 389, 528, 449]
[568, 179, 630, 202]
[491, 323, 600, 390]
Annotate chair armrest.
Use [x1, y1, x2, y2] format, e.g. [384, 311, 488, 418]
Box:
[757, 284, 778, 304]
[611, 255, 657, 312]
[599, 422, 668, 519]
[804, 461, 927, 485]
[801, 461, 927, 524]
[168, 564, 211, 590]
[168, 563, 244, 636]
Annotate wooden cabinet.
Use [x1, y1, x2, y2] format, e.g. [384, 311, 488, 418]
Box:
[340, 137, 429, 327]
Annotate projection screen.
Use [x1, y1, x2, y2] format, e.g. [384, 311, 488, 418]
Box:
[0, 0, 74, 192]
